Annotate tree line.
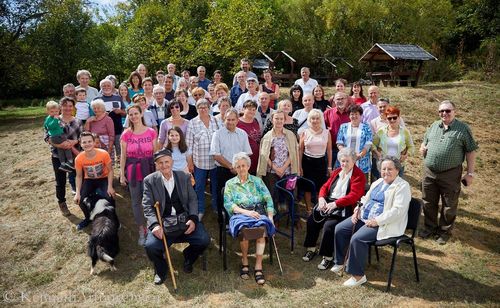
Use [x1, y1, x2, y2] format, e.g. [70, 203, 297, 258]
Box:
[0, 0, 498, 99]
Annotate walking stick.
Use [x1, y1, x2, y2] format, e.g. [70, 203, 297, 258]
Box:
[154, 202, 178, 292]
[339, 202, 362, 277]
[272, 235, 284, 275]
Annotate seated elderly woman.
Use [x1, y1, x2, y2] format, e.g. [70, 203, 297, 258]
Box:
[331, 156, 411, 287]
[302, 148, 366, 270]
[224, 152, 276, 286]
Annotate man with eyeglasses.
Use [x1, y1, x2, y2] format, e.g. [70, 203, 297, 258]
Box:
[149, 85, 169, 127]
[324, 92, 351, 168]
[419, 100, 478, 245]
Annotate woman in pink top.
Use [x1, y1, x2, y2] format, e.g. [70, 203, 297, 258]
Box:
[85, 99, 115, 155]
[299, 109, 332, 214]
[119, 104, 158, 246]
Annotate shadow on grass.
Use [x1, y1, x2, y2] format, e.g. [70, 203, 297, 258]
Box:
[364, 252, 497, 303]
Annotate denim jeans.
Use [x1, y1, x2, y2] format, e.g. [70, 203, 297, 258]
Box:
[193, 166, 218, 214]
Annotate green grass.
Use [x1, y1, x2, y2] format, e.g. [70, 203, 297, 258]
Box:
[0, 106, 46, 120]
[0, 81, 498, 306]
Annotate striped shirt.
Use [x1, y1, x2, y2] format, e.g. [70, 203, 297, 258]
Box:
[186, 115, 220, 170]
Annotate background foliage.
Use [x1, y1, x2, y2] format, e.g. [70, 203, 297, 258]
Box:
[0, 0, 498, 99]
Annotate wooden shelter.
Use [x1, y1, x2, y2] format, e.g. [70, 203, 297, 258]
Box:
[359, 44, 437, 87]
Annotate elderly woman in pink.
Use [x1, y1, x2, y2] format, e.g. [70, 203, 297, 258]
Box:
[85, 99, 115, 155]
[120, 104, 158, 246]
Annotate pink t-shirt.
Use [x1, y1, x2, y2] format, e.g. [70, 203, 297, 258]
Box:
[121, 128, 157, 181]
[304, 128, 329, 158]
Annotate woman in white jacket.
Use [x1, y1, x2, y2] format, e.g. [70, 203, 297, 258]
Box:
[331, 156, 411, 287]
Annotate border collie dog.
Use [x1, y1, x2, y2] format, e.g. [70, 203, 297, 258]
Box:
[83, 194, 120, 275]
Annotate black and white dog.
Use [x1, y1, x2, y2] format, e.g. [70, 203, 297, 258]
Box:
[82, 193, 120, 275]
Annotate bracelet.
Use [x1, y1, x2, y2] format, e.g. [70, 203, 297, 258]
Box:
[327, 167, 332, 170]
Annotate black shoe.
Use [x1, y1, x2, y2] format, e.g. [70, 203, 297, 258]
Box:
[302, 250, 317, 262]
[418, 228, 435, 239]
[317, 257, 334, 270]
[183, 260, 194, 274]
[154, 274, 165, 285]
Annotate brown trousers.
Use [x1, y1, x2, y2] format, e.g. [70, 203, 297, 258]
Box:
[421, 165, 462, 234]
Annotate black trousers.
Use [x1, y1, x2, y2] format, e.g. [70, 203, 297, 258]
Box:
[303, 214, 346, 258]
[51, 156, 76, 204]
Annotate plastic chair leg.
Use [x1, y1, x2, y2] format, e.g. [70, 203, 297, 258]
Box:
[375, 246, 380, 262]
[269, 237, 274, 265]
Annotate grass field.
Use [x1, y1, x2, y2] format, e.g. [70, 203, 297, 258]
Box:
[0, 81, 498, 307]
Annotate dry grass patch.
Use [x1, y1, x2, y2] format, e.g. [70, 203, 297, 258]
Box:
[0, 81, 498, 306]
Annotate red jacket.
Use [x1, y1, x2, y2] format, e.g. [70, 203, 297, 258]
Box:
[318, 165, 366, 208]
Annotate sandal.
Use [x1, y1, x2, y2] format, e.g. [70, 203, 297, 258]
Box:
[254, 268, 265, 285]
[240, 264, 250, 280]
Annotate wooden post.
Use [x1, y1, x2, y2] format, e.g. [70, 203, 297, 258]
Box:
[414, 61, 424, 87]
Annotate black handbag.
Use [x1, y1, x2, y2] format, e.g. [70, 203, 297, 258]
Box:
[162, 212, 188, 237]
[240, 202, 267, 216]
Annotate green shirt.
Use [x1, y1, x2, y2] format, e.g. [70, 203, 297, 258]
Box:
[423, 119, 478, 172]
[44, 115, 64, 137]
[223, 174, 275, 216]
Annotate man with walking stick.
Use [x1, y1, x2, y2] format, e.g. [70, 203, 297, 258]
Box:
[143, 149, 210, 285]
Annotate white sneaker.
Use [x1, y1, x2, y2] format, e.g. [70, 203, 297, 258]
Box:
[343, 275, 367, 287]
[330, 264, 344, 274]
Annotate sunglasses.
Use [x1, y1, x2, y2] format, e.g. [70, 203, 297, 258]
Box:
[170, 105, 180, 110]
[387, 116, 398, 121]
[439, 109, 453, 114]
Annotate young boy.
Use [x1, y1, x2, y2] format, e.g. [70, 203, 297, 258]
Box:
[75, 88, 92, 124]
[44, 101, 74, 172]
[74, 132, 115, 230]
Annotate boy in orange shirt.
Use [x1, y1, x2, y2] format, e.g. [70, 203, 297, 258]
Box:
[74, 132, 116, 230]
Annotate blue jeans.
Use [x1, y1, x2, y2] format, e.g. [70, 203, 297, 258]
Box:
[334, 218, 378, 276]
[144, 222, 210, 279]
[194, 166, 218, 214]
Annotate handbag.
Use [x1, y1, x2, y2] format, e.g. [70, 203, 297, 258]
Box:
[285, 175, 298, 190]
[240, 202, 267, 216]
[162, 212, 188, 237]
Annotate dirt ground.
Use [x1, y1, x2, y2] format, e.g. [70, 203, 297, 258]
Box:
[0, 81, 498, 307]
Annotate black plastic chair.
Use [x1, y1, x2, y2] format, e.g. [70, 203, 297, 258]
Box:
[219, 187, 274, 271]
[368, 197, 422, 292]
[274, 175, 315, 252]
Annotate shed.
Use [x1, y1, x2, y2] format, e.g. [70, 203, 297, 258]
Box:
[359, 44, 437, 87]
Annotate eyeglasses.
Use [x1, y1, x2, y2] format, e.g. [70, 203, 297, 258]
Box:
[170, 105, 180, 110]
[387, 116, 398, 121]
[439, 109, 453, 114]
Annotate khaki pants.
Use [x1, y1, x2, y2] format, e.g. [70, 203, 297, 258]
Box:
[421, 165, 462, 234]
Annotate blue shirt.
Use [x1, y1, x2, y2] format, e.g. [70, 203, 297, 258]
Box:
[198, 78, 211, 91]
[230, 85, 247, 107]
[362, 182, 390, 221]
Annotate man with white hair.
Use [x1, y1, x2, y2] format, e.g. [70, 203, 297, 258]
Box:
[230, 71, 248, 106]
[76, 70, 99, 103]
[94, 79, 126, 162]
[149, 85, 169, 127]
[294, 67, 318, 94]
[361, 86, 380, 124]
[167, 63, 181, 90]
[197, 66, 211, 91]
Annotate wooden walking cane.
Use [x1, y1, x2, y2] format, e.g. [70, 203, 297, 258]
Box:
[272, 235, 284, 275]
[154, 201, 178, 292]
[340, 202, 362, 277]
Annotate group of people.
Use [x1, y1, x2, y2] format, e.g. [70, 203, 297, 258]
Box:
[44, 60, 477, 286]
